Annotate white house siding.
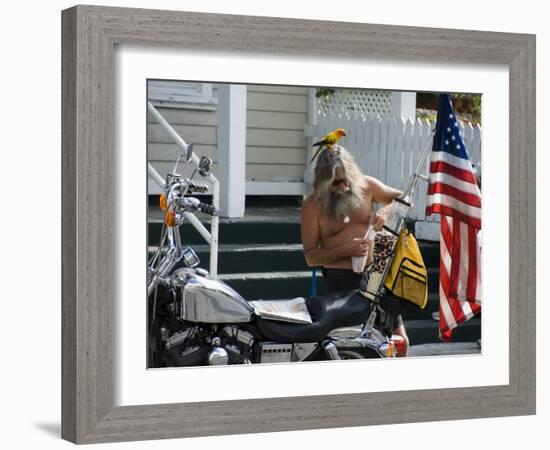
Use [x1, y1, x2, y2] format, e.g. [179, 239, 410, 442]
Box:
[147, 84, 309, 193]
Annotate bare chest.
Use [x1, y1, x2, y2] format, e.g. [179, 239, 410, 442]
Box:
[319, 204, 373, 242]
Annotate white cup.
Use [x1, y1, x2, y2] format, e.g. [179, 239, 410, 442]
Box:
[351, 237, 369, 273]
[351, 226, 375, 273]
[352, 253, 368, 273]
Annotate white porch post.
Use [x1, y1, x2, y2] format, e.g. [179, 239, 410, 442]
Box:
[304, 87, 319, 188]
[217, 84, 247, 217]
[391, 91, 416, 121]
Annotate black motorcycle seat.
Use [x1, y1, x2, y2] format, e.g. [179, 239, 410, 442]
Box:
[254, 290, 372, 344]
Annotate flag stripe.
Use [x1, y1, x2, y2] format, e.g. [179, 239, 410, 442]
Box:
[450, 217, 461, 298]
[440, 217, 466, 324]
[427, 172, 481, 196]
[426, 204, 482, 229]
[440, 216, 453, 261]
[457, 222, 470, 300]
[428, 183, 482, 208]
[440, 262, 466, 325]
[439, 284, 455, 340]
[467, 227, 478, 302]
[431, 149, 477, 172]
[426, 193, 481, 220]
[439, 266, 454, 327]
[440, 216, 452, 279]
[441, 330, 453, 342]
[461, 299, 474, 320]
[429, 161, 478, 184]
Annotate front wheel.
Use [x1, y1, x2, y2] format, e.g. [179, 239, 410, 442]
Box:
[148, 318, 164, 368]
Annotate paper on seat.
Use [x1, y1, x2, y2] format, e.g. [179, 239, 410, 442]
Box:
[249, 297, 312, 324]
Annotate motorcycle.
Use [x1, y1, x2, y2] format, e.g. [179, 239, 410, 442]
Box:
[147, 148, 413, 368]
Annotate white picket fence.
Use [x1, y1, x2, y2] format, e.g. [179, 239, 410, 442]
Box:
[305, 115, 482, 223]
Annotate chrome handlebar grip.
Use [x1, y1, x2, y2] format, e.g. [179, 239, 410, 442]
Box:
[178, 197, 218, 216]
[186, 181, 209, 193]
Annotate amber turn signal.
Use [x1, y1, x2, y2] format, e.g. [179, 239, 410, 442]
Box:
[160, 193, 168, 211]
[164, 210, 176, 227]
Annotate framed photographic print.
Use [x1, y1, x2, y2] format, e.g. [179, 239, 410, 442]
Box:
[144, 80, 484, 370]
[62, 5, 535, 444]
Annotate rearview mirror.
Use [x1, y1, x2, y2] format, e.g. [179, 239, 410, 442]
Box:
[185, 143, 194, 163]
[198, 156, 212, 177]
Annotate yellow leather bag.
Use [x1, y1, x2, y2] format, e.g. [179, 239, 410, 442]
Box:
[384, 228, 428, 309]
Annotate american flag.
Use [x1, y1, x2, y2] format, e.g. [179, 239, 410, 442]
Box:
[426, 94, 482, 341]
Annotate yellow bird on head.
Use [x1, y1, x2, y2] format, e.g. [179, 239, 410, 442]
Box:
[309, 128, 347, 163]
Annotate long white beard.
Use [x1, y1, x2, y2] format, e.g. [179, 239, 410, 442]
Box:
[322, 187, 365, 220]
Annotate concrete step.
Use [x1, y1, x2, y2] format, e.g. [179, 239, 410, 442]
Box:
[150, 243, 440, 280]
[148, 218, 441, 269]
[417, 240, 440, 268]
[148, 221, 302, 246]
[219, 270, 327, 300]
[403, 317, 481, 345]
[147, 244, 441, 319]
[427, 267, 439, 294]
[400, 293, 439, 321]
[149, 248, 440, 319]
[408, 341, 481, 357]
[169, 243, 309, 274]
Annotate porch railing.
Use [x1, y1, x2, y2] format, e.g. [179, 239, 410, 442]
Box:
[147, 102, 220, 277]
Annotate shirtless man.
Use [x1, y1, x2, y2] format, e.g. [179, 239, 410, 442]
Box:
[301, 145, 409, 356]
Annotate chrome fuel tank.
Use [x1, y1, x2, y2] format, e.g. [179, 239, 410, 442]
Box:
[172, 269, 253, 323]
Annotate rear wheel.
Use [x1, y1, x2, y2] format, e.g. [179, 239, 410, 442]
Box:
[338, 348, 382, 359]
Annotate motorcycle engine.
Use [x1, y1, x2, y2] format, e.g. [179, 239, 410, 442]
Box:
[163, 325, 255, 367]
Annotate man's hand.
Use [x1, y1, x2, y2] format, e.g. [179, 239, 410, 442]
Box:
[372, 212, 385, 231]
[347, 238, 370, 257]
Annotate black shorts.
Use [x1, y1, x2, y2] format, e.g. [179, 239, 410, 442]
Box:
[321, 267, 362, 293]
[321, 267, 404, 329]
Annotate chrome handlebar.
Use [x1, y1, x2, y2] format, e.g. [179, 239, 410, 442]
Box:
[178, 197, 218, 216]
[166, 178, 217, 216]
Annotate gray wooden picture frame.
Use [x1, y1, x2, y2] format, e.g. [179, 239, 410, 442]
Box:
[61, 5, 536, 444]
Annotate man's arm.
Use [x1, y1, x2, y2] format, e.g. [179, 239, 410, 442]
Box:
[366, 176, 403, 230]
[300, 197, 368, 267]
[366, 175, 403, 205]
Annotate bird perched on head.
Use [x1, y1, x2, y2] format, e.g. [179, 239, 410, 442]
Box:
[309, 128, 346, 163]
